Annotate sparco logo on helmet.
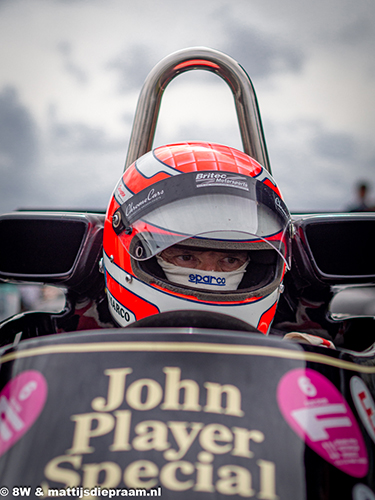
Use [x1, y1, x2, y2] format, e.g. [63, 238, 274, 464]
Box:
[109, 295, 131, 322]
[189, 274, 226, 286]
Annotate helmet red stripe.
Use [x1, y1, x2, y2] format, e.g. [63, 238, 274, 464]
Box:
[106, 273, 159, 320]
[154, 142, 262, 176]
[257, 301, 278, 334]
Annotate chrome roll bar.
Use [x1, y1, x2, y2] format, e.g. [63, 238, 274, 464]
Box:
[124, 47, 271, 174]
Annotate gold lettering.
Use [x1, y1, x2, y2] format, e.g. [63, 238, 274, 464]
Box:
[231, 428, 265, 458]
[216, 465, 255, 497]
[199, 423, 233, 454]
[91, 368, 133, 412]
[257, 459, 278, 500]
[126, 378, 163, 411]
[159, 461, 194, 491]
[132, 420, 170, 452]
[161, 367, 201, 411]
[44, 454, 82, 487]
[124, 460, 159, 489]
[82, 461, 122, 489]
[194, 451, 215, 493]
[164, 422, 204, 461]
[66, 413, 114, 455]
[110, 410, 132, 451]
[204, 382, 244, 417]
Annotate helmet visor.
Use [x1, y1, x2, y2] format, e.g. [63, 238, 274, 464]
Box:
[115, 171, 292, 267]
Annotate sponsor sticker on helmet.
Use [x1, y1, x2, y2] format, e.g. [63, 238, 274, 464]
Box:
[107, 291, 136, 326]
[114, 178, 129, 205]
[0, 370, 47, 456]
[188, 273, 226, 286]
[350, 376, 375, 444]
[277, 368, 368, 477]
[195, 172, 249, 191]
[124, 187, 165, 221]
[275, 197, 289, 221]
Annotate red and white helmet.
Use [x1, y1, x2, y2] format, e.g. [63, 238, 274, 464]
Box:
[103, 142, 292, 334]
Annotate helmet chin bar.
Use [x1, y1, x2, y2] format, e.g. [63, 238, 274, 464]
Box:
[104, 250, 282, 334]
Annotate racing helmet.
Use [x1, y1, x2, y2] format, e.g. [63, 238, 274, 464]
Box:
[103, 142, 292, 334]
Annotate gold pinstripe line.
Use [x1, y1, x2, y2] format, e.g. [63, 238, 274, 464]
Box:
[1, 341, 374, 373]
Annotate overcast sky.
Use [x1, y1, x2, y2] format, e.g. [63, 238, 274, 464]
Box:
[1, 0, 374, 214]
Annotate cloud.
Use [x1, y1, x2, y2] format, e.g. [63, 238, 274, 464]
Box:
[217, 8, 304, 80]
[37, 110, 126, 210]
[0, 87, 39, 170]
[265, 118, 375, 212]
[48, 115, 120, 154]
[57, 41, 88, 85]
[0, 86, 43, 212]
[1, 0, 374, 215]
[107, 44, 156, 92]
[55, 0, 93, 2]
[337, 18, 375, 45]
[311, 130, 356, 160]
[0, 90, 125, 213]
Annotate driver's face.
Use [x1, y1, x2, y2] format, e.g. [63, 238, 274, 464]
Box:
[159, 246, 248, 272]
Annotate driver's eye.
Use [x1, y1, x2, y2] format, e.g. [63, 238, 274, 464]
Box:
[222, 257, 241, 265]
[177, 254, 195, 262]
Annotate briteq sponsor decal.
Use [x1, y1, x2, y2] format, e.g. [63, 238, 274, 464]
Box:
[43, 366, 278, 498]
[195, 172, 249, 191]
[188, 273, 226, 286]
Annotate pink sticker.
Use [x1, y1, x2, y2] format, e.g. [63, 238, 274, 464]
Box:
[277, 368, 368, 477]
[0, 370, 47, 456]
[351, 376, 375, 444]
